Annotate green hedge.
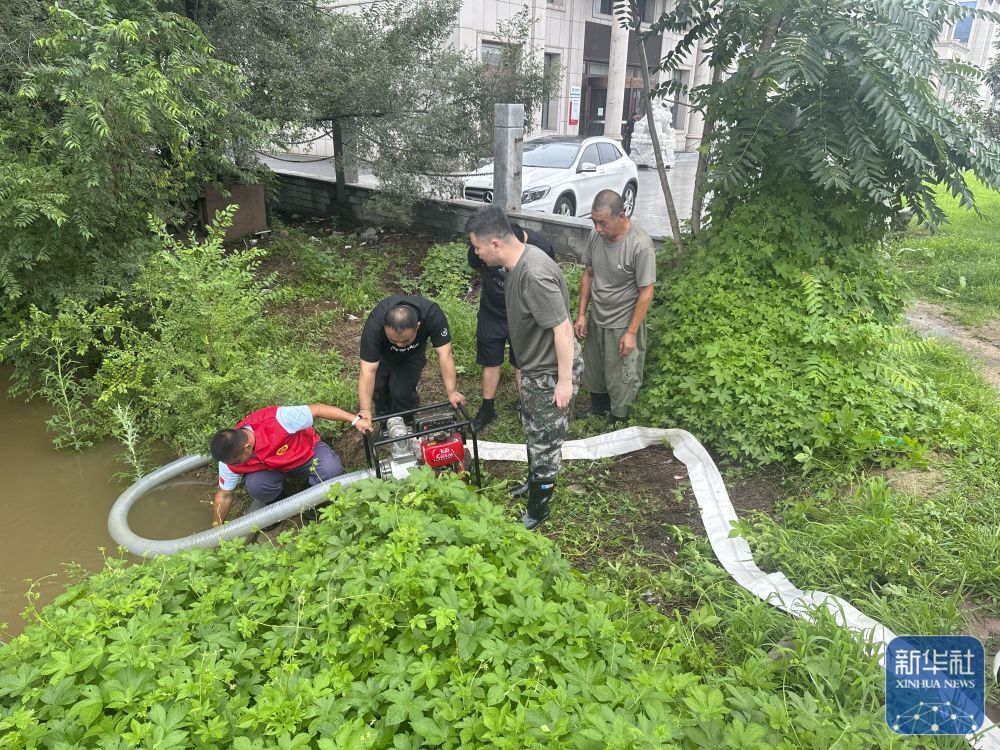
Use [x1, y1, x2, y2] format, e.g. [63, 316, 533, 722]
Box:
[636, 188, 974, 467]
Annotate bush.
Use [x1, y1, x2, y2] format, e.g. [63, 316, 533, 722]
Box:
[271, 228, 387, 314]
[5, 210, 356, 454]
[636, 187, 973, 467]
[418, 242, 475, 300]
[0, 473, 682, 748]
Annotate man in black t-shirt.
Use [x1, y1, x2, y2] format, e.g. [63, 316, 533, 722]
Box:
[356, 295, 465, 433]
[467, 221, 556, 431]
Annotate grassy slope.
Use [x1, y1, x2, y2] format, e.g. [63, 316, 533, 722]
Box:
[894, 180, 1000, 326]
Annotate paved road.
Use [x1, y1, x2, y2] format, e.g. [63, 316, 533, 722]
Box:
[259, 152, 697, 239]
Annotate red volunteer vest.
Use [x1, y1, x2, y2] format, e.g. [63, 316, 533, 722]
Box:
[226, 406, 320, 475]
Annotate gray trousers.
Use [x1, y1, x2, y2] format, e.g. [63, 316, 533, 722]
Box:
[244, 440, 343, 505]
[581, 316, 647, 418]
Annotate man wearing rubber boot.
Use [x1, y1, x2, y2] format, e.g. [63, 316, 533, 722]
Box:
[466, 206, 583, 530]
[209, 404, 366, 527]
[467, 221, 556, 432]
[575, 190, 656, 426]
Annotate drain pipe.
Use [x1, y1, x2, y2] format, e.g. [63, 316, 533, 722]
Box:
[107, 454, 374, 558]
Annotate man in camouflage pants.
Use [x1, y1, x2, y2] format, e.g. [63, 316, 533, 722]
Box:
[466, 205, 583, 529]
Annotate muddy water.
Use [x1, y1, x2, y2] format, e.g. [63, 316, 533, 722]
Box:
[0, 374, 209, 637]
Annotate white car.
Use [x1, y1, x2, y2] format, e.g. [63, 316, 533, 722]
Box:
[463, 135, 639, 218]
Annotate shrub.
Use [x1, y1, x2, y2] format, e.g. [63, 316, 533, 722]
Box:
[636, 187, 972, 467]
[418, 242, 475, 300]
[0, 472, 681, 748]
[271, 229, 387, 313]
[419, 242, 479, 376]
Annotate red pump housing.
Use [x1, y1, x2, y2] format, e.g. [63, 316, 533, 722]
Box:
[420, 432, 465, 471]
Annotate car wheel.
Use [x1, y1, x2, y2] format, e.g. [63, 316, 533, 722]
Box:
[554, 195, 575, 216]
[622, 182, 637, 217]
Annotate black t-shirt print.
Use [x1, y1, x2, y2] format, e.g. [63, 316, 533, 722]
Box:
[359, 294, 452, 364]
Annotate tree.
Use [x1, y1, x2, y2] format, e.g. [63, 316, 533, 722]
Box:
[174, 0, 560, 211]
[614, 0, 685, 252]
[645, 0, 1000, 233]
[0, 0, 266, 314]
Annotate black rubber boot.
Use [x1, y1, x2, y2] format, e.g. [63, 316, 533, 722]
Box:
[472, 401, 496, 433]
[576, 391, 610, 419]
[510, 480, 529, 498]
[608, 408, 629, 428]
[521, 478, 555, 530]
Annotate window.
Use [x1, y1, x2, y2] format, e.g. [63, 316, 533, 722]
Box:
[522, 142, 581, 169]
[598, 143, 622, 164]
[580, 144, 601, 166]
[481, 41, 505, 66]
[596, 0, 655, 22]
[541, 53, 560, 130]
[952, 1, 977, 45]
[670, 69, 690, 130]
[586, 60, 609, 76]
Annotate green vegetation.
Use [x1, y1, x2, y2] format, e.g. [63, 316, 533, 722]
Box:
[893, 179, 1000, 327]
[0, 470, 975, 749]
[634, 185, 985, 468]
[643, 0, 1000, 233]
[2, 1, 998, 747]
[3, 213, 353, 453]
[2, 211, 998, 746]
[0, 0, 265, 316]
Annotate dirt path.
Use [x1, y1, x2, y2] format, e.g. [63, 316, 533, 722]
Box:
[906, 300, 1000, 391]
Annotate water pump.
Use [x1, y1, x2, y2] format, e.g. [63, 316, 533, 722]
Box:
[362, 402, 481, 486]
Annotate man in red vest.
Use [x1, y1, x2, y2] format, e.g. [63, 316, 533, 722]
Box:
[209, 404, 366, 526]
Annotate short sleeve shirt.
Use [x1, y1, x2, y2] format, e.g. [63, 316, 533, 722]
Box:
[581, 222, 657, 329]
[218, 405, 313, 490]
[359, 295, 452, 364]
[469, 226, 556, 321]
[504, 244, 571, 375]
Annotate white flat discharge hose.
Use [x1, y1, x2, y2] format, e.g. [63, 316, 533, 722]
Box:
[477, 427, 1000, 749]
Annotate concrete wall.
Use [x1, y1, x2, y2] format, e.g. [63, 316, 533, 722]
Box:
[273, 171, 667, 258]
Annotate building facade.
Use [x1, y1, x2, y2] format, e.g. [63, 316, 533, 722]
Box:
[934, 0, 999, 103]
[455, 0, 706, 152]
[307, 0, 999, 159]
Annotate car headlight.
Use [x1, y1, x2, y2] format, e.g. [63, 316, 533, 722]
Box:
[521, 187, 550, 204]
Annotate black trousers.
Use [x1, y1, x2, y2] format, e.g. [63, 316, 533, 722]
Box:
[374, 356, 425, 416]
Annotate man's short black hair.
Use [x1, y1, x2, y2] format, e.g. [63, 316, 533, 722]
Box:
[592, 189, 626, 217]
[465, 205, 515, 242]
[385, 304, 419, 333]
[210, 428, 249, 463]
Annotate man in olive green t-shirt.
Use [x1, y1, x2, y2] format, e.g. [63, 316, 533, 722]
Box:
[575, 189, 656, 425]
[465, 205, 583, 530]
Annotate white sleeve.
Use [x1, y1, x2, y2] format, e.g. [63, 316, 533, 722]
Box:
[275, 405, 314, 433]
[218, 462, 241, 491]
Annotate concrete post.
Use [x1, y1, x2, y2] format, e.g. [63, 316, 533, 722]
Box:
[493, 103, 524, 211]
[331, 118, 360, 202]
[604, 16, 629, 140]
